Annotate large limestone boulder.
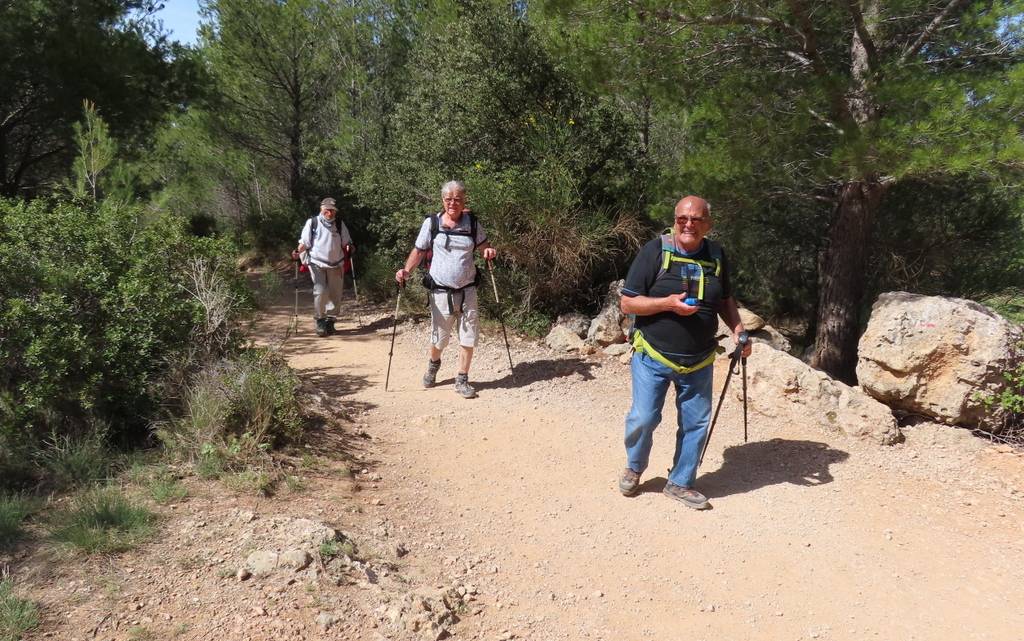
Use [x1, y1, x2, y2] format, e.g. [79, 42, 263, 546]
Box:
[750, 326, 792, 353]
[746, 343, 900, 445]
[587, 280, 627, 346]
[718, 322, 791, 355]
[857, 292, 1023, 430]
[545, 325, 585, 352]
[737, 307, 765, 331]
[554, 313, 590, 339]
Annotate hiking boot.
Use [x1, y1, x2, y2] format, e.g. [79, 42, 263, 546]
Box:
[315, 318, 328, 337]
[422, 359, 441, 388]
[454, 373, 476, 399]
[326, 317, 337, 335]
[663, 482, 710, 510]
[618, 468, 641, 496]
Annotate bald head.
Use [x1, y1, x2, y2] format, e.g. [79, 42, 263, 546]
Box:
[674, 196, 710, 217]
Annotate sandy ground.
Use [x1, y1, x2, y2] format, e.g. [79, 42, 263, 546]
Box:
[14, 284, 1024, 641]
[269, 288, 1024, 641]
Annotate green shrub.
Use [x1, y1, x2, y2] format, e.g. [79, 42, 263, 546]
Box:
[221, 470, 274, 496]
[48, 486, 156, 554]
[34, 428, 112, 490]
[147, 473, 188, 505]
[158, 348, 303, 471]
[0, 197, 247, 455]
[0, 494, 37, 549]
[975, 340, 1024, 444]
[0, 578, 38, 641]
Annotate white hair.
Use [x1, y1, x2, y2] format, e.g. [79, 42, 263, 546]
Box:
[441, 180, 466, 197]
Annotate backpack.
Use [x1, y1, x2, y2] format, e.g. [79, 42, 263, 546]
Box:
[307, 216, 351, 272]
[625, 233, 724, 340]
[420, 211, 480, 290]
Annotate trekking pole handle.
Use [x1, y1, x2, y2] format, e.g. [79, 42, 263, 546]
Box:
[738, 330, 749, 346]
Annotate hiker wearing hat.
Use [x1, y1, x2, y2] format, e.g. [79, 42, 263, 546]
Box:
[293, 197, 354, 337]
[617, 195, 750, 510]
[394, 180, 497, 399]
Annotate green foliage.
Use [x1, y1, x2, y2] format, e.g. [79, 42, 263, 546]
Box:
[0, 494, 38, 549]
[354, 1, 650, 320]
[0, 0, 197, 196]
[319, 537, 356, 560]
[67, 100, 118, 201]
[868, 177, 1024, 307]
[0, 197, 246, 452]
[158, 349, 304, 471]
[34, 428, 113, 490]
[0, 578, 38, 641]
[48, 486, 156, 554]
[977, 344, 1024, 441]
[221, 470, 274, 496]
[134, 466, 188, 505]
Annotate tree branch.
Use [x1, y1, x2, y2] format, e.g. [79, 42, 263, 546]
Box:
[899, 0, 971, 65]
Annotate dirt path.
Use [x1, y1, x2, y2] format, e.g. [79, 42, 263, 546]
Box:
[264, 290, 1024, 641]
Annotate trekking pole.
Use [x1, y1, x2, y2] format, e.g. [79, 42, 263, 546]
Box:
[349, 252, 363, 327]
[742, 351, 748, 443]
[698, 331, 750, 467]
[486, 259, 516, 383]
[292, 256, 300, 333]
[384, 281, 404, 392]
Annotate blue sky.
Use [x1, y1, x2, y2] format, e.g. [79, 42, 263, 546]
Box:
[158, 0, 203, 46]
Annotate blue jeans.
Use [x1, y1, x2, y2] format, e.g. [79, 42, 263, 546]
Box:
[624, 351, 714, 488]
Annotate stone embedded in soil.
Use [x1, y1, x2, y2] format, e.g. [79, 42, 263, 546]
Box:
[246, 551, 279, 577]
[279, 549, 313, 571]
[316, 612, 339, 629]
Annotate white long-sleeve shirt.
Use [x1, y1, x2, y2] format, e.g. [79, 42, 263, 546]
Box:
[299, 214, 352, 268]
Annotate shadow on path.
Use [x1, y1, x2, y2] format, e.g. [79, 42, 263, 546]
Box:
[299, 366, 378, 416]
[699, 438, 849, 499]
[631, 439, 848, 500]
[474, 357, 601, 391]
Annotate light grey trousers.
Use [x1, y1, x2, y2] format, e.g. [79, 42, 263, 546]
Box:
[308, 263, 344, 319]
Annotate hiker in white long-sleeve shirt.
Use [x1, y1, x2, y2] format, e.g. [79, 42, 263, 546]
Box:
[293, 197, 354, 337]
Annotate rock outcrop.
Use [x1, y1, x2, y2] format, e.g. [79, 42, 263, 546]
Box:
[544, 325, 585, 352]
[857, 292, 1023, 430]
[746, 343, 900, 445]
[587, 280, 627, 346]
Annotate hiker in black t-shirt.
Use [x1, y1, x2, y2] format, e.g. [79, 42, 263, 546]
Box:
[617, 196, 750, 509]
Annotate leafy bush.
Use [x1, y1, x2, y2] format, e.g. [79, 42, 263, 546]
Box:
[157, 348, 303, 470]
[48, 486, 155, 554]
[0, 197, 246, 456]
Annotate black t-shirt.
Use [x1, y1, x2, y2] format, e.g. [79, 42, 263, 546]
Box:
[622, 237, 733, 365]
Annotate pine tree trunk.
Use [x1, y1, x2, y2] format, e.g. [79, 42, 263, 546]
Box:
[810, 180, 886, 383]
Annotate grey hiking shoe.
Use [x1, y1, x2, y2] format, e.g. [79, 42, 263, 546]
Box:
[422, 359, 441, 388]
[663, 482, 711, 510]
[315, 318, 328, 337]
[454, 373, 476, 399]
[326, 317, 337, 335]
[619, 468, 641, 496]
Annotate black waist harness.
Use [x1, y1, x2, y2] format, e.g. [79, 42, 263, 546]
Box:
[423, 271, 479, 314]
